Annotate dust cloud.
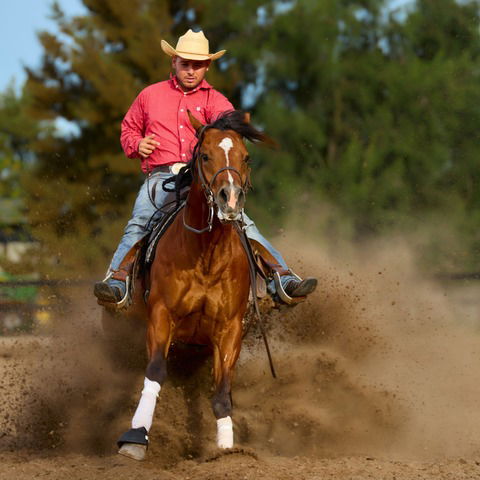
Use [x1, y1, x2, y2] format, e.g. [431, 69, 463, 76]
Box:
[242, 233, 480, 460]
[1, 233, 480, 463]
[0, 300, 140, 455]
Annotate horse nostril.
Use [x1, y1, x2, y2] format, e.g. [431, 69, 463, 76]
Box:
[220, 188, 228, 204]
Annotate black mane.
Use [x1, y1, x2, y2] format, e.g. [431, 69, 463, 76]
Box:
[205, 110, 272, 145]
[162, 110, 272, 205]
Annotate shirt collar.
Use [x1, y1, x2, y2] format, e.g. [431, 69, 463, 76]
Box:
[169, 74, 212, 95]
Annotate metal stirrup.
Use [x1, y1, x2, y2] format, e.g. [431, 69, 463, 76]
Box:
[101, 271, 131, 310]
[272, 271, 303, 305]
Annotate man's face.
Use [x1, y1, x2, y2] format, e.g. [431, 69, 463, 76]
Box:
[173, 56, 210, 91]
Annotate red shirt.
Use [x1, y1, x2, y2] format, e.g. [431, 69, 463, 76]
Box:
[120, 76, 234, 173]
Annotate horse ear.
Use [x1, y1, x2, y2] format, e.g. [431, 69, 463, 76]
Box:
[187, 110, 204, 133]
[243, 112, 250, 124]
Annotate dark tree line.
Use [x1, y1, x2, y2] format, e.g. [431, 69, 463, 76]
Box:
[1, 0, 480, 273]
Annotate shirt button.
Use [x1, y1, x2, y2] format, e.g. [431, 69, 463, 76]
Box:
[180, 108, 184, 112]
[181, 139, 184, 142]
[180, 125, 183, 129]
[182, 153, 186, 157]
[196, 107, 201, 111]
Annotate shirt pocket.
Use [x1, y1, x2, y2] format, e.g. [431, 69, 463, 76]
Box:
[192, 105, 208, 124]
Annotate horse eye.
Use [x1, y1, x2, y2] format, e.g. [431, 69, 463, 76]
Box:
[245, 155, 250, 163]
[201, 153, 209, 161]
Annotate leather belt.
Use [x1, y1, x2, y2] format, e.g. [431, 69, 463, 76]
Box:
[148, 162, 185, 176]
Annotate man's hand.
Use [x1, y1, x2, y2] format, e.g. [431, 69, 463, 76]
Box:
[138, 134, 160, 158]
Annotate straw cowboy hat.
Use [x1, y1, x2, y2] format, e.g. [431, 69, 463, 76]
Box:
[161, 29, 226, 61]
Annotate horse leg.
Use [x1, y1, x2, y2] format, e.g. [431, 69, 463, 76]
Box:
[211, 320, 243, 449]
[118, 306, 172, 460]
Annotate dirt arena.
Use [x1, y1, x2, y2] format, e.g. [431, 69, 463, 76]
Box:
[1, 236, 480, 479]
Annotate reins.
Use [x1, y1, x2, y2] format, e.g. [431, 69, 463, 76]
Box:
[234, 222, 277, 379]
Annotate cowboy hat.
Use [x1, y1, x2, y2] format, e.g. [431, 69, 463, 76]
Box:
[161, 29, 226, 61]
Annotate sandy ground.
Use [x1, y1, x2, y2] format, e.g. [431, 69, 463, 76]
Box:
[2, 236, 480, 479]
[1, 450, 480, 480]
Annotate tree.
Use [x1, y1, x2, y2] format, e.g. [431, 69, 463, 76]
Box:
[0, 84, 39, 200]
[245, 0, 480, 265]
[23, 1, 195, 273]
[22, 0, 480, 273]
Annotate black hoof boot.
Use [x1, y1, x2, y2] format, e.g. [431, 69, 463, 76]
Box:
[117, 427, 148, 461]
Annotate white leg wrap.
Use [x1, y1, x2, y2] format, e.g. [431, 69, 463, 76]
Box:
[131, 377, 161, 431]
[216, 416, 233, 449]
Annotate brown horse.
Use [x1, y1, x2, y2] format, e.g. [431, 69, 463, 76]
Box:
[116, 110, 272, 460]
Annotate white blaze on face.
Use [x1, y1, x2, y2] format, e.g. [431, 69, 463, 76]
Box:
[218, 137, 236, 209]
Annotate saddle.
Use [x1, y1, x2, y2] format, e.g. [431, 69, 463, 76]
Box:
[102, 204, 305, 310]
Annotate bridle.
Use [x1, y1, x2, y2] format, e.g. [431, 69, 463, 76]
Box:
[183, 129, 249, 234]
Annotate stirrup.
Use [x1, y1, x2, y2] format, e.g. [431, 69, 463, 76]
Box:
[97, 271, 131, 310]
[272, 271, 306, 305]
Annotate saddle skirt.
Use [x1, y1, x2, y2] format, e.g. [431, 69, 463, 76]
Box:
[145, 200, 186, 265]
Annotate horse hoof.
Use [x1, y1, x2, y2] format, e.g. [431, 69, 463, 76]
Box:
[118, 443, 147, 461]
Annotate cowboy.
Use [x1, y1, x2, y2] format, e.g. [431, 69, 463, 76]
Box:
[93, 29, 317, 305]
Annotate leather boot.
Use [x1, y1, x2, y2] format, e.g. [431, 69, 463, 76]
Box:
[282, 277, 317, 297]
[94, 244, 139, 305]
[94, 278, 126, 303]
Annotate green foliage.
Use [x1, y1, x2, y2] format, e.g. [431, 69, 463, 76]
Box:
[0, 84, 39, 200]
[22, 0, 197, 273]
[247, 0, 480, 268]
[10, 0, 480, 273]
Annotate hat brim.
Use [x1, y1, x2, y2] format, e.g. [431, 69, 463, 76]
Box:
[161, 40, 226, 61]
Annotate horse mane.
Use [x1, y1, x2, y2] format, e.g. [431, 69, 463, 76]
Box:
[206, 109, 274, 145]
[162, 110, 273, 204]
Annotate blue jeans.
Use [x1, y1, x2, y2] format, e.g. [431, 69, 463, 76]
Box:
[108, 171, 175, 273]
[107, 172, 295, 291]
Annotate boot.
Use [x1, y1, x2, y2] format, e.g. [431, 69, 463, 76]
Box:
[272, 272, 318, 305]
[94, 278, 126, 303]
[94, 244, 139, 305]
[254, 252, 317, 305]
[282, 277, 317, 297]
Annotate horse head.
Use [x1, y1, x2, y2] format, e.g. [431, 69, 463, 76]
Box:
[187, 110, 272, 222]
